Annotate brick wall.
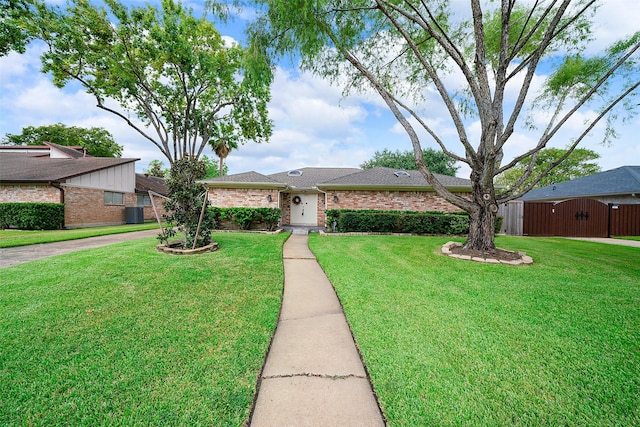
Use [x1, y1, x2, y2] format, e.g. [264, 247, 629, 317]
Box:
[208, 188, 279, 208]
[207, 186, 469, 228]
[63, 185, 136, 228]
[321, 190, 467, 226]
[0, 184, 62, 203]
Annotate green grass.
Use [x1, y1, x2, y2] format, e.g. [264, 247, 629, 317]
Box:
[0, 232, 288, 426]
[0, 222, 162, 248]
[309, 234, 640, 426]
[615, 235, 640, 241]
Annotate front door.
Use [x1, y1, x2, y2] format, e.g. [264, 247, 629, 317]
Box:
[290, 193, 318, 226]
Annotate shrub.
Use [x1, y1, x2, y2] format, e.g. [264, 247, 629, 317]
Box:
[328, 209, 472, 235]
[209, 207, 282, 231]
[162, 157, 213, 248]
[0, 203, 65, 230]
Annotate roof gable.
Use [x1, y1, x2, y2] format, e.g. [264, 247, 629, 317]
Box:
[135, 173, 168, 195]
[520, 166, 640, 200]
[0, 152, 138, 183]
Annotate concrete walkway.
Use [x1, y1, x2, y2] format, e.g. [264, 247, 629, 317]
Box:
[0, 229, 159, 269]
[250, 233, 385, 427]
[565, 237, 640, 248]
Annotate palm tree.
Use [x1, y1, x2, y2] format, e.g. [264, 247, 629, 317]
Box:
[213, 139, 230, 177]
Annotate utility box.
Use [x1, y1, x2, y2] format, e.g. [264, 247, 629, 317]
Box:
[125, 206, 144, 224]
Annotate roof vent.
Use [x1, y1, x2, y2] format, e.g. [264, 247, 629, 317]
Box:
[287, 169, 303, 176]
[394, 170, 411, 177]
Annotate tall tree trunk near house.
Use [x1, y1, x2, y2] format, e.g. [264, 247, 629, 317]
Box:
[463, 176, 499, 251]
[465, 205, 497, 251]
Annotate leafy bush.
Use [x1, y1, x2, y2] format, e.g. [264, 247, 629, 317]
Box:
[0, 203, 65, 230]
[327, 209, 473, 235]
[210, 207, 282, 231]
[161, 157, 214, 248]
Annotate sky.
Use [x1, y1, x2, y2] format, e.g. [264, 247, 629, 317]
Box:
[0, 0, 638, 179]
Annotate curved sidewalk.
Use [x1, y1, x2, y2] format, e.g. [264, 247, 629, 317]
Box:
[250, 234, 385, 426]
[0, 229, 159, 269]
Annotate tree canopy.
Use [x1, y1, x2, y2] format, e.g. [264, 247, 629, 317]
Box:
[0, 0, 38, 56]
[496, 147, 601, 190]
[251, 0, 640, 250]
[361, 148, 459, 176]
[27, 0, 272, 165]
[2, 123, 123, 157]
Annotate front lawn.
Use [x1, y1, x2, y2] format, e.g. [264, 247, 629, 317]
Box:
[0, 222, 161, 248]
[0, 232, 287, 426]
[310, 235, 640, 426]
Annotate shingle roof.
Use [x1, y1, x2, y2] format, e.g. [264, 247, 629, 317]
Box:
[321, 167, 472, 189]
[202, 171, 286, 188]
[44, 142, 89, 159]
[268, 167, 361, 189]
[519, 166, 640, 201]
[135, 173, 168, 196]
[204, 166, 472, 191]
[0, 152, 138, 182]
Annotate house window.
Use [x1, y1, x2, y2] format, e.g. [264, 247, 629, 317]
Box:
[287, 169, 303, 176]
[137, 194, 152, 206]
[104, 191, 124, 205]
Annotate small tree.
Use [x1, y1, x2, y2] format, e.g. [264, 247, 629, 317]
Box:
[162, 156, 214, 249]
[144, 160, 168, 178]
[361, 148, 459, 176]
[496, 148, 601, 190]
[2, 123, 123, 157]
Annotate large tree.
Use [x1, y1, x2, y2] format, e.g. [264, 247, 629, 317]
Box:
[2, 123, 123, 157]
[496, 147, 601, 190]
[28, 0, 272, 166]
[251, 0, 639, 251]
[361, 148, 459, 176]
[0, 0, 39, 56]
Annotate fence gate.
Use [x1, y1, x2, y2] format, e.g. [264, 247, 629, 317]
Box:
[555, 198, 609, 237]
[609, 204, 640, 236]
[524, 198, 610, 237]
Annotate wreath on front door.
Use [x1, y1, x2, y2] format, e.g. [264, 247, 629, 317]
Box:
[292, 196, 302, 205]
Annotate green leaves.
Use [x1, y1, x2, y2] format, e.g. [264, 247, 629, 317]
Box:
[2, 123, 123, 157]
[360, 147, 460, 176]
[30, 0, 272, 164]
[495, 147, 601, 190]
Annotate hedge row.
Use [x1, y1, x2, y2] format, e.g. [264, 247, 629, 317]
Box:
[326, 209, 502, 235]
[0, 203, 65, 230]
[210, 207, 282, 231]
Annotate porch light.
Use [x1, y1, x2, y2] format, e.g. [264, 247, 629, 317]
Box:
[267, 194, 272, 202]
[333, 195, 339, 202]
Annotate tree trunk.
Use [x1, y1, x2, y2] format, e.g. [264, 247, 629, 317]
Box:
[464, 205, 497, 251]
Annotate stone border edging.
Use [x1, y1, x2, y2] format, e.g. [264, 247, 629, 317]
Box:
[156, 241, 219, 255]
[441, 241, 533, 265]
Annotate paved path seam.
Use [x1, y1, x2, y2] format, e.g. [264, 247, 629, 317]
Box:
[250, 233, 385, 427]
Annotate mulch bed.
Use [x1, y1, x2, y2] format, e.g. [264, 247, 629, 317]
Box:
[449, 245, 523, 262]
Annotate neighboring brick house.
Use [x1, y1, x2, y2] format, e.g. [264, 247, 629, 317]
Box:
[204, 167, 473, 228]
[0, 142, 144, 228]
[134, 173, 168, 221]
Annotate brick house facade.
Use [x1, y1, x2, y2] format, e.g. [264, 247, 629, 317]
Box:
[204, 167, 472, 228]
[0, 142, 150, 228]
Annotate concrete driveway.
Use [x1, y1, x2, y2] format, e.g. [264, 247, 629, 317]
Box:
[0, 229, 159, 269]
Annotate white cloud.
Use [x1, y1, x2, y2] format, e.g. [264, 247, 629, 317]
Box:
[2, 0, 638, 181]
